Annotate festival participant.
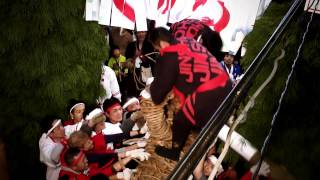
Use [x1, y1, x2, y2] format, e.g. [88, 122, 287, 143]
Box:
[86, 108, 147, 153]
[100, 64, 122, 103]
[122, 30, 156, 98]
[170, 19, 224, 61]
[102, 97, 147, 137]
[108, 45, 127, 81]
[67, 130, 149, 178]
[39, 118, 67, 180]
[59, 148, 135, 180]
[122, 96, 146, 132]
[220, 51, 243, 85]
[147, 27, 232, 161]
[63, 101, 85, 126]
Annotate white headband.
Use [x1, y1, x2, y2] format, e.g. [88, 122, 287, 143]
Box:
[208, 155, 223, 172]
[69, 103, 85, 113]
[46, 119, 61, 136]
[85, 108, 103, 121]
[122, 97, 139, 109]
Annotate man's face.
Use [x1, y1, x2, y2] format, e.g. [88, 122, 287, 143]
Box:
[223, 54, 234, 65]
[136, 31, 147, 42]
[51, 120, 65, 138]
[95, 121, 106, 133]
[203, 159, 214, 176]
[113, 49, 121, 58]
[106, 105, 123, 124]
[82, 138, 93, 151]
[72, 105, 85, 121]
[126, 102, 141, 112]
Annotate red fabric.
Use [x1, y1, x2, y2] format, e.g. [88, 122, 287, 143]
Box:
[106, 103, 121, 113]
[241, 171, 253, 180]
[182, 94, 196, 125]
[71, 151, 85, 166]
[113, 0, 135, 22]
[240, 171, 271, 180]
[158, 0, 177, 14]
[89, 163, 114, 177]
[212, 1, 230, 32]
[159, 38, 231, 126]
[91, 133, 115, 154]
[59, 163, 114, 179]
[59, 169, 89, 180]
[63, 119, 74, 126]
[171, 19, 206, 40]
[193, 0, 207, 11]
[59, 144, 69, 166]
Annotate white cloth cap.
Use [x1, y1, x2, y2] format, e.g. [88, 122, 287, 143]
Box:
[122, 97, 139, 109]
[46, 119, 61, 136]
[69, 103, 85, 113]
[85, 108, 103, 120]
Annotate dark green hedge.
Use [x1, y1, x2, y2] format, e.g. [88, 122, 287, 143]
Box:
[234, 2, 320, 180]
[0, 0, 108, 179]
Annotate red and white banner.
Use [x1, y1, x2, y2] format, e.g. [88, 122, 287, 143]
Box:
[133, 0, 148, 31]
[304, 0, 320, 14]
[86, 0, 271, 52]
[98, 0, 112, 25]
[85, 0, 100, 21]
[110, 0, 135, 30]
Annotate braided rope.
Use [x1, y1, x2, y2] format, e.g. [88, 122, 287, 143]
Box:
[133, 67, 145, 91]
[140, 97, 173, 143]
[131, 93, 179, 179]
[132, 93, 197, 179]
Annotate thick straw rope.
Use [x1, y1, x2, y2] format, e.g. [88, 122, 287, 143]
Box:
[140, 94, 175, 145]
[132, 92, 194, 179]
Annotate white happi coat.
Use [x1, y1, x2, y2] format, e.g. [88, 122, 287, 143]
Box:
[39, 133, 64, 180]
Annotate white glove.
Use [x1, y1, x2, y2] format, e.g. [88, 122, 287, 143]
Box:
[132, 123, 139, 131]
[116, 168, 133, 180]
[250, 161, 270, 177]
[125, 148, 150, 161]
[139, 123, 148, 134]
[137, 141, 147, 148]
[143, 132, 150, 139]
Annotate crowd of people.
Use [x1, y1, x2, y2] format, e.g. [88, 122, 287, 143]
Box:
[38, 19, 272, 180]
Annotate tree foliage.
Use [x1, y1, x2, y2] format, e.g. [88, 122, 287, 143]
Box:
[235, 2, 320, 179]
[0, 0, 108, 179]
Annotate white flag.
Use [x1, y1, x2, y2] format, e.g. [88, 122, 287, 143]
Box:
[133, 0, 148, 31]
[85, 0, 100, 21]
[111, 0, 135, 30]
[98, 0, 112, 25]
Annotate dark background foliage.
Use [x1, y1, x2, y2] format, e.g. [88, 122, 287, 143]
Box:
[0, 0, 319, 179]
[0, 0, 108, 179]
[236, 1, 320, 179]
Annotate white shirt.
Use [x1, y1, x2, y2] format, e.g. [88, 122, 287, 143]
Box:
[100, 122, 123, 149]
[102, 122, 123, 135]
[221, 61, 235, 82]
[39, 133, 63, 180]
[64, 120, 84, 138]
[100, 65, 121, 102]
